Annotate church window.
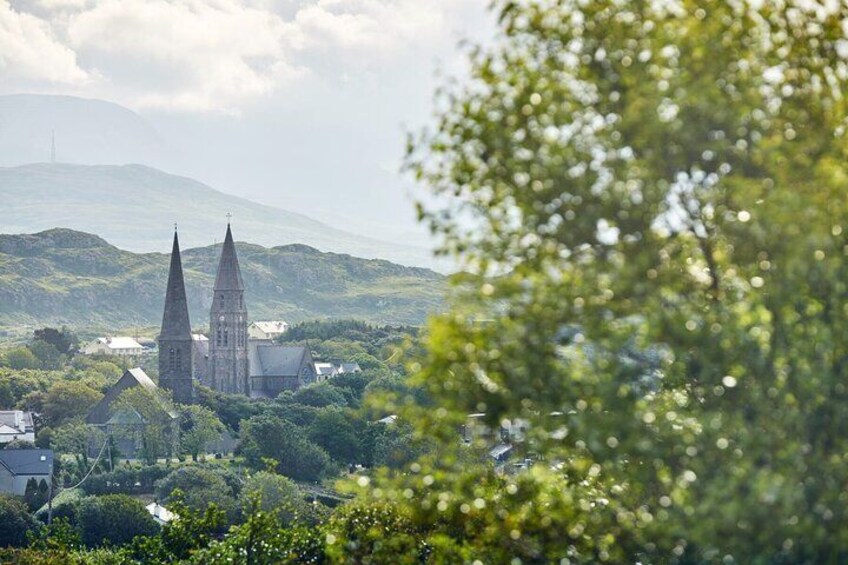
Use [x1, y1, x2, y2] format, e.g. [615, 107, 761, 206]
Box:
[169, 348, 176, 370]
[216, 326, 222, 346]
[176, 349, 182, 371]
[223, 327, 229, 346]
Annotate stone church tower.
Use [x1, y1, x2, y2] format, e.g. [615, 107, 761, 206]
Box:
[158, 230, 194, 404]
[209, 224, 250, 395]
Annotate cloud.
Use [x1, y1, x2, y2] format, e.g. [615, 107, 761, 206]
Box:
[0, 1, 88, 84]
[0, 0, 486, 112]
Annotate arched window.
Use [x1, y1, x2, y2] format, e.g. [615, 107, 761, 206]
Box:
[169, 348, 176, 370]
[223, 327, 229, 346]
[216, 326, 222, 346]
[176, 349, 182, 371]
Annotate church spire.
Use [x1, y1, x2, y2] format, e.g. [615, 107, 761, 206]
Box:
[159, 229, 194, 404]
[213, 223, 245, 292]
[160, 230, 192, 339]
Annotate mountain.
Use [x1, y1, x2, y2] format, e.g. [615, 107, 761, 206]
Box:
[0, 229, 445, 330]
[0, 94, 167, 167]
[0, 163, 437, 268]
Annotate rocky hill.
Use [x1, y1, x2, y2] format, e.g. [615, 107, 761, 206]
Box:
[0, 229, 444, 330]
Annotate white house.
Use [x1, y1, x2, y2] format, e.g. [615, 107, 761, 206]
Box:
[81, 336, 145, 356]
[314, 362, 339, 382]
[0, 449, 53, 496]
[248, 321, 289, 341]
[0, 411, 35, 444]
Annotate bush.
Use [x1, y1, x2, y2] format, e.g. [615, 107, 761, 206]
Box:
[0, 494, 37, 547]
[75, 494, 158, 547]
[155, 466, 238, 523]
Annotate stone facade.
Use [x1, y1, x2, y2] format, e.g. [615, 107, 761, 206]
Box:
[208, 225, 250, 395]
[157, 231, 194, 404]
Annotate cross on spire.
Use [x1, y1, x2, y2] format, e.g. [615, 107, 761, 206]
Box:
[226, 212, 232, 224]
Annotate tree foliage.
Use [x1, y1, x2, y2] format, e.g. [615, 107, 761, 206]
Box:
[359, 0, 848, 561]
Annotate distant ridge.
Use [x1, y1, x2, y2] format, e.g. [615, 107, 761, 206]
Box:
[0, 229, 444, 329]
[0, 94, 166, 167]
[0, 163, 436, 268]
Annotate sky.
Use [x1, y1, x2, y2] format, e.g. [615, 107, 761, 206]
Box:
[0, 0, 495, 245]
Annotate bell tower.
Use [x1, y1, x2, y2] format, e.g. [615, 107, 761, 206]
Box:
[209, 223, 250, 395]
[158, 228, 194, 404]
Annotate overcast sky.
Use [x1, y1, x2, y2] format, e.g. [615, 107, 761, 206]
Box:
[0, 0, 494, 245]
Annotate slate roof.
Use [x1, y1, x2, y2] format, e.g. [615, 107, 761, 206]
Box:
[0, 449, 53, 476]
[0, 410, 33, 432]
[159, 231, 192, 341]
[213, 224, 245, 292]
[250, 344, 311, 377]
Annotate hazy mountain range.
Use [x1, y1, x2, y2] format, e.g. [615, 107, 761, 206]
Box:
[0, 229, 444, 331]
[0, 162, 436, 268]
[0, 93, 439, 268]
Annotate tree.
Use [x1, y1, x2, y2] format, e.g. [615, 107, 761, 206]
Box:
[74, 494, 159, 547]
[179, 404, 223, 461]
[33, 327, 78, 355]
[23, 477, 49, 511]
[335, 1, 848, 562]
[28, 341, 65, 370]
[4, 347, 38, 370]
[307, 407, 362, 464]
[0, 494, 38, 547]
[240, 471, 314, 526]
[114, 386, 178, 465]
[42, 381, 103, 427]
[239, 414, 334, 482]
[53, 422, 102, 472]
[155, 466, 238, 523]
[290, 383, 350, 408]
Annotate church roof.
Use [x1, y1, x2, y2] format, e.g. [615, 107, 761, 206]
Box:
[250, 344, 311, 377]
[213, 224, 245, 292]
[159, 231, 192, 340]
[86, 368, 177, 425]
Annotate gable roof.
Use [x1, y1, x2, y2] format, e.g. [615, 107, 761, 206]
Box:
[250, 344, 311, 377]
[86, 367, 177, 425]
[0, 449, 53, 476]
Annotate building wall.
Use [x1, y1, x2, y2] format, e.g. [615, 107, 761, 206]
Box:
[0, 431, 35, 444]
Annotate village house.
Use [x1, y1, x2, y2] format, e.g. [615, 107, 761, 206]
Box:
[0, 449, 53, 496]
[0, 410, 36, 445]
[247, 321, 289, 341]
[81, 336, 145, 356]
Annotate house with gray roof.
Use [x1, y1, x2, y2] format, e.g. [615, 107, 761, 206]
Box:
[0, 411, 35, 445]
[0, 449, 53, 496]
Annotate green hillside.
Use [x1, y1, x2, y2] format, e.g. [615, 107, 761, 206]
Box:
[0, 229, 444, 331]
[0, 163, 436, 268]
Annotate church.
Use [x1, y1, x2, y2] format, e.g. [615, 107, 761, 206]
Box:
[159, 224, 316, 403]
